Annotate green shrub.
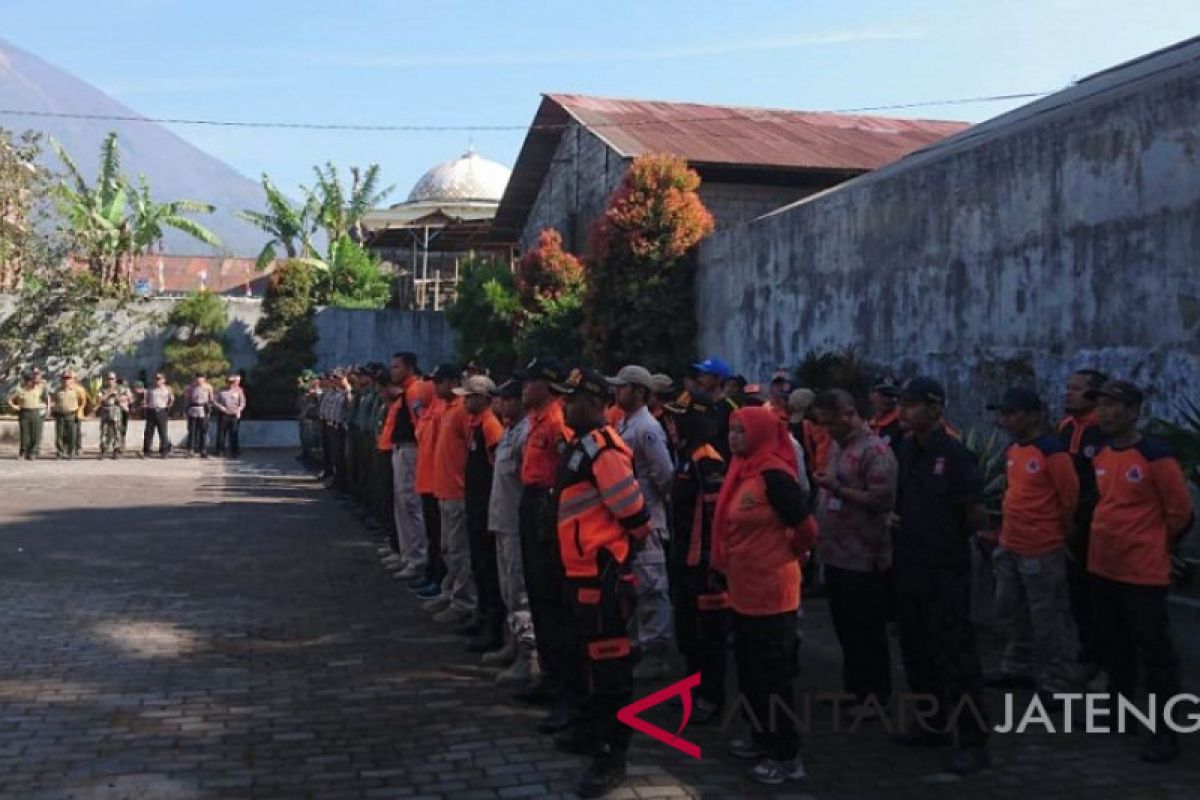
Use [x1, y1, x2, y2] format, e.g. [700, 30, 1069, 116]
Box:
[250, 259, 318, 417]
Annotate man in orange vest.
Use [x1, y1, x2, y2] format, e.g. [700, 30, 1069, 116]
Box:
[868, 378, 905, 450]
[551, 366, 651, 798]
[381, 352, 428, 584]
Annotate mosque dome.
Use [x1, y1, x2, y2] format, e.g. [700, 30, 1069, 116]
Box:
[406, 148, 511, 204]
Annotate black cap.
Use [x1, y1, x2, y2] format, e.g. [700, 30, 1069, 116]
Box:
[872, 377, 902, 398]
[1086, 379, 1145, 405]
[900, 376, 946, 405]
[552, 367, 608, 398]
[986, 387, 1043, 413]
[427, 364, 460, 381]
[515, 357, 566, 384]
[490, 379, 522, 399]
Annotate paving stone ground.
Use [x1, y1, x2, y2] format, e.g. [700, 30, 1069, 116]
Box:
[1, 451, 1198, 799]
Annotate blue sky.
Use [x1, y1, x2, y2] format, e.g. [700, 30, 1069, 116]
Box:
[1, 0, 1194, 201]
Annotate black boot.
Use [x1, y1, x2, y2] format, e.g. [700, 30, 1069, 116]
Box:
[513, 677, 559, 707]
[553, 723, 595, 756]
[576, 746, 627, 799]
[536, 697, 578, 734]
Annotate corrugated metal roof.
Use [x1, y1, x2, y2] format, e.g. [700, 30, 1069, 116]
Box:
[69, 255, 275, 296]
[491, 94, 969, 242]
[548, 94, 969, 171]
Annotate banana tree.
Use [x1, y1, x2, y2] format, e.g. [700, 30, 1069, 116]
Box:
[238, 175, 321, 271]
[308, 162, 393, 243]
[128, 175, 223, 266]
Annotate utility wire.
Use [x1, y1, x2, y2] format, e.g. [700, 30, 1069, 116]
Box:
[0, 91, 1055, 133]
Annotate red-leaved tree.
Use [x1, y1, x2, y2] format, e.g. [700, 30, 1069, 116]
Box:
[513, 228, 586, 361]
[585, 154, 714, 372]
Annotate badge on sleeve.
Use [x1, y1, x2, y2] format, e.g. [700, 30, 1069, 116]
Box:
[1026, 459, 1041, 474]
[1126, 465, 1144, 483]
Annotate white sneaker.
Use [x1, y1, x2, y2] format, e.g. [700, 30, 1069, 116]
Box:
[749, 755, 806, 785]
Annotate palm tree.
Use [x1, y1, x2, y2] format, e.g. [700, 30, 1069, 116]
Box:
[238, 175, 320, 270]
[309, 162, 393, 243]
[52, 133, 223, 287]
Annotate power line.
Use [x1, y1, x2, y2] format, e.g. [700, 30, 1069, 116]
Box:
[0, 91, 1055, 133]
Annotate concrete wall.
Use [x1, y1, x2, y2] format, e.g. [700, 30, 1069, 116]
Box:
[696, 43, 1200, 427]
[312, 307, 457, 371]
[521, 121, 626, 253]
[1, 295, 458, 393]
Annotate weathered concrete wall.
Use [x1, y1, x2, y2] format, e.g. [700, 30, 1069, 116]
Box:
[1, 295, 458, 388]
[696, 44, 1200, 426]
[521, 121, 626, 253]
[312, 308, 457, 371]
[698, 183, 819, 228]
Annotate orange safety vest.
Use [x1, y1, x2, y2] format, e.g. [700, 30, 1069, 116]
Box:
[555, 425, 650, 578]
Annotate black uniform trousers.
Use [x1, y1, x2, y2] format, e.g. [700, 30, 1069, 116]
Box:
[826, 564, 892, 704]
[186, 415, 209, 455]
[734, 611, 799, 761]
[466, 488, 504, 634]
[143, 409, 170, 455]
[670, 563, 730, 710]
[519, 485, 570, 691]
[1091, 575, 1180, 704]
[894, 566, 988, 747]
[421, 493, 446, 585]
[215, 414, 240, 456]
[564, 551, 636, 754]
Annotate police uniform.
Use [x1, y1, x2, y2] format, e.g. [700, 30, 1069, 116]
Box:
[552, 367, 650, 790]
[98, 381, 133, 456]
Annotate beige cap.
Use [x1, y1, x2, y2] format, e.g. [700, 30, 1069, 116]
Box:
[453, 375, 498, 397]
[606, 365, 654, 391]
[788, 388, 815, 423]
[649, 373, 675, 395]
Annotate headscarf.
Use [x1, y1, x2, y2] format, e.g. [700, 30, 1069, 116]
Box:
[711, 406, 800, 569]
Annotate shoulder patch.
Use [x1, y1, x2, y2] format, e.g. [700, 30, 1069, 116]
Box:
[581, 435, 601, 458]
[1136, 436, 1176, 463]
[1032, 434, 1067, 457]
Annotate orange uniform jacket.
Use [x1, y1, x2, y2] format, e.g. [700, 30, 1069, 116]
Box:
[414, 396, 445, 496]
[555, 425, 651, 578]
[999, 435, 1079, 556]
[801, 419, 832, 474]
[376, 376, 425, 452]
[522, 399, 570, 489]
[433, 399, 470, 501]
[1089, 438, 1193, 586]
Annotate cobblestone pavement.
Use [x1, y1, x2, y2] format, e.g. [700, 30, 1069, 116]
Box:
[1, 451, 1198, 799]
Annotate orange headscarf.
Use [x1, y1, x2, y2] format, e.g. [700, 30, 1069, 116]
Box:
[712, 406, 799, 568]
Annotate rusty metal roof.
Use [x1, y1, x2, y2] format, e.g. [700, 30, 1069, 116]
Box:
[70, 255, 275, 296]
[492, 94, 969, 242]
[549, 93, 969, 170]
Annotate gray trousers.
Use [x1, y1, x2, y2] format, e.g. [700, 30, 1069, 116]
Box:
[390, 446, 426, 573]
[495, 529, 535, 645]
[993, 547, 1078, 692]
[631, 527, 674, 650]
[439, 499, 477, 614]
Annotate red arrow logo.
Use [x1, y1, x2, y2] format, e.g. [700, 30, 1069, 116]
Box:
[616, 672, 702, 759]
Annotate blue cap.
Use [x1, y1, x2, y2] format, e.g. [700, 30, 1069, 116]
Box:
[691, 358, 734, 379]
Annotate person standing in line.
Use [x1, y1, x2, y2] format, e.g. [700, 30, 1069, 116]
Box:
[8, 370, 50, 460]
[550, 367, 651, 798]
[868, 378, 906, 450]
[52, 370, 88, 459]
[890, 377, 990, 775]
[382, 352, 428, 584]
[213, 373, 246, 457]
[97, 372, 133, 458]
[665, 390, 729, 724]
[485, 379, 537, 687]
[1087, 380, 1193, 763]
[426, 364, 476, 626]
[511, 358, 576, 735]
[811, 389, 898, 715]
[142, 373, 174, 458]
[413, 373, 449, 600]
[985, 387, 1081, 697]
[458, 374, 506, 653]
[184, 374, 215, 458]
[609, 364, 676, 681]
[1057, 368, 1109, 681]
[713, 405, 817, 786]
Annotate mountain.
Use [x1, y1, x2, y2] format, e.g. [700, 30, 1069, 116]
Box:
[0, 37, 268, 257]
